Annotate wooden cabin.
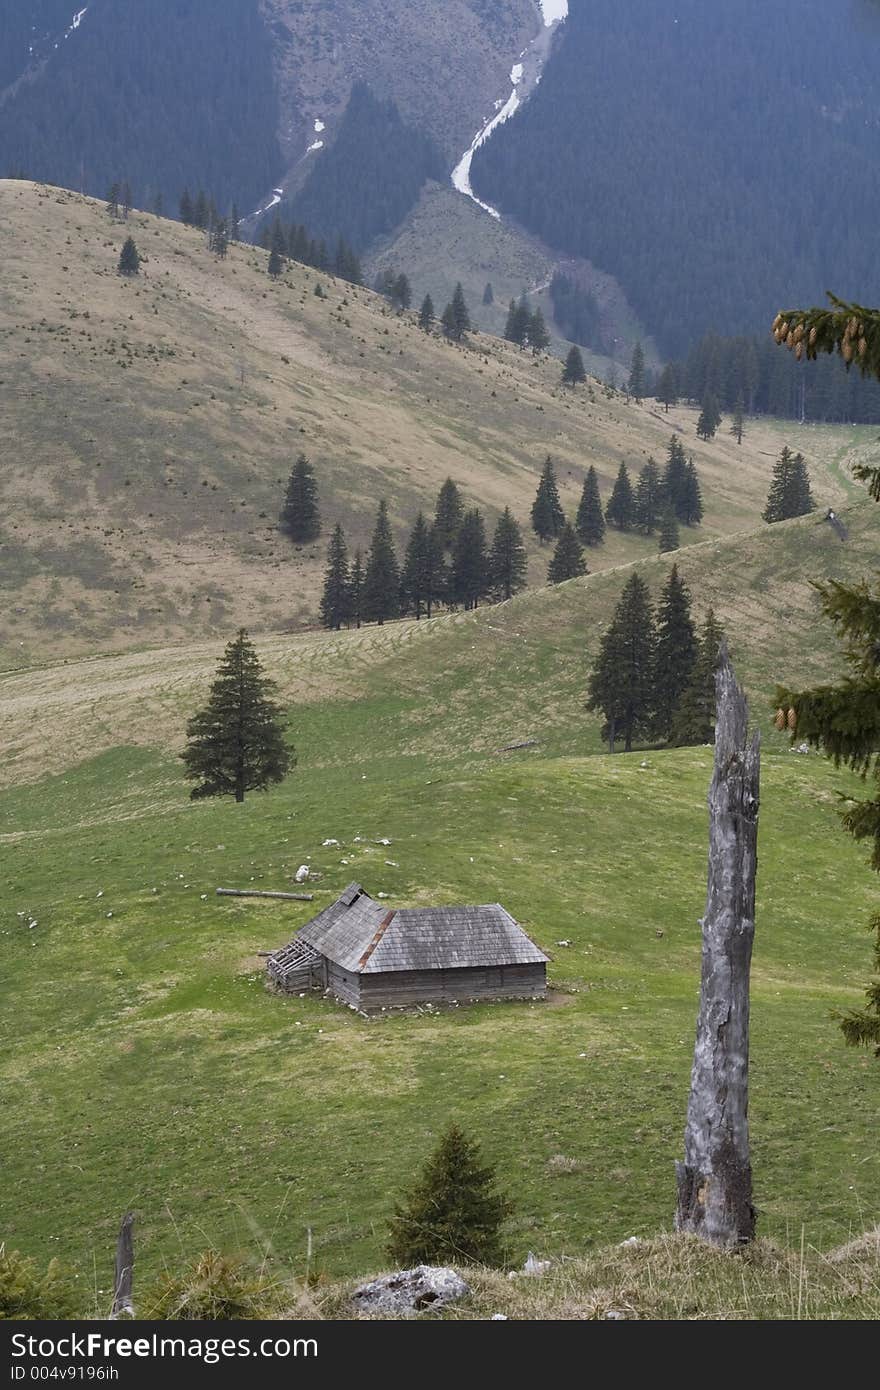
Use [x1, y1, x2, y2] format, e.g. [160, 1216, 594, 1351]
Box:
[267, 882, 548, 1012]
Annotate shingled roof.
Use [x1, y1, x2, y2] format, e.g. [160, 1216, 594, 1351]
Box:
[291, 883, 548, 974]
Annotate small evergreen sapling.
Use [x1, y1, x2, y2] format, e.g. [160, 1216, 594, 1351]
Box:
[386, 1124, 512, 1268]
[182, 630, 292, 803]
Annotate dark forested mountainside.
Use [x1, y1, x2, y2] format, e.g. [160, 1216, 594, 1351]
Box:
[279, 85, 444, 253]
[0, 0, 282, 212]
[470, 0, 880, 357]
[674, 333, 880, 424]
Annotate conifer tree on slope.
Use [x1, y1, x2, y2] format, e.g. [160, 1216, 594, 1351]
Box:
[530, 457, 565, 543]
[680, 458, 704, 526]
[653, 564, 698, 741]
[730, 393, 746, 444]
[401, 512, 444, 620]
[562, 344, 587, 385]
[349, 548, 364, 630]
[442, 283, 470, 341]
[529, 307, 551, 354]
[363, 499, 401, 624]
[658, 510, 680, 554]
[628, 341, 646, 400]
[576, 465, 606, 546]
[604, 462, 636, 530]
[662, 434, 689, 519]
[696, 391, 722, 440]
[418, 294, 435, 333]
[763, 447, 815, 522]
[488, 508, 528, 601]
[656, 363, 678, 412]
[434, 477, 464, 549]
[634, 458, 664, 534]
[319, 524, 352, 631]
[451, 508, 490, 610]
[483, 282, 494, 306]
[181, 630, 292, 803]
[547, 522, 588, 585]
[671, 609, 726, 747]
[118, 237, 140, 276]
[386, 1124, 512, 1268]
[279, 454, 321, 543]
[268, 219, 286, 279]
[587, 573, 655, 753]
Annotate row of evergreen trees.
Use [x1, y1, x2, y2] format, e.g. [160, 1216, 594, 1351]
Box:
[588, 567, 725, 753]
[262, 216, 363, 286]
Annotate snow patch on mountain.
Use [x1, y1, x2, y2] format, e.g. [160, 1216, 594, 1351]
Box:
[539, 0, 568, 24]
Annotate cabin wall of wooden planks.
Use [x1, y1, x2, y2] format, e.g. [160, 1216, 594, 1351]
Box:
[357, 963, 546, 1010]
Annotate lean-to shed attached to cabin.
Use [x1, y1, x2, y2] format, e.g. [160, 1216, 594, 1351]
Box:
[267, 883, 548, 1011]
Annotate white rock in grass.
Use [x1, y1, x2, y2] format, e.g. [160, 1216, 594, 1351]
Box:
[351, 1267, 470, 1316]
[322, 839, 340, 847]
[295, 865, 310, 883]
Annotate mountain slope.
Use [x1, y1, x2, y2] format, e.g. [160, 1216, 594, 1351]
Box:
[471, 0, 880, 355]
[1, 180, 876, 668]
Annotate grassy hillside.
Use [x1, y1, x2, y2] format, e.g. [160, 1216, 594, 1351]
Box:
[1, 179, 875, 667]
[1, 495, 879, 1293]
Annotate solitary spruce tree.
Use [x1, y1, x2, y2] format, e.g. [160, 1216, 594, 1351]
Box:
[562, 344, 587, 385]
[531, 457, 565, 543]
[696, 393, 722, 441]
[656, 363, 678, 412]
[763, 447, 815, 522]
[488, 507, 528, 601]
[182, 631, 292, 803]
[587, 573, 655, 753]
[363, 500, 401, 624]
[319, 524, 352, 630]
[653, 565, 698, 742]
[576, 466, 606, 546]
[386, 1124, 512, 1268]
[628, 341, 646, 400]
[605, 462, 637, 531]
[434, 478, 464, 550]
[547, 522, 588, 585]
[118, 237, 140, 276]
[279, 455, 320, 543]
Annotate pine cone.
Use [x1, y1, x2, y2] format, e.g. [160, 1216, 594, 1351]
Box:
[774, 708, 786, 731]
[795, 342, 804, 361]
[787, 707, 797, 733]
[809, 326, 818, 346]
[859, 336, 868, 358]
[843, 341, 854, 363]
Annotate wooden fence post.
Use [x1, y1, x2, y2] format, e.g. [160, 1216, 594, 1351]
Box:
[110, 1211, 135, 1318]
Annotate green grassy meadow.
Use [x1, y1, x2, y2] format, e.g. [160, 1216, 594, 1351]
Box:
[2, 675, 879, 1293]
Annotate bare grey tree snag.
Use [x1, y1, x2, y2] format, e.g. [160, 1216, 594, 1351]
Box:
[110, 1211, 135, 1319]
[675, 648, 760, 1246]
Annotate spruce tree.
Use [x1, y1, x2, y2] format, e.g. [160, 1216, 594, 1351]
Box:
[181, 630, 292, 803]
[696, 392, 722, 440]
[440, 302, 457, 338]
[658, 510, 680, 554]
[442, 282, 471, 341]
[529, 308, 550, 353]
[392, 273, 412, 310]
[350, 548, 364, 629]
[671, 610, 726, 747]
[268, 244, 284, 279]
[106, 182, 120, 219]
[451, 508, 490, 610]
[547, 522, 588, 585]
[434, 478, 464, 549]
[587, 573, 655, 752]
[179, 189, 194, 225]
[634, 458, 664, 534]
[363, 500, 401, 624]
[117, 237, 140, 276]
[268, 219, 286, 279]
[604, 462, 636, 530]
[562, 345, 587, 385]
[530, 457, 565, 543]
[279, 455, 320, 543]
[662, 434, 689, 518]
[488, 508, 528, 601]
[211, 218, 228, 259]
[656, 363, 678, 412]
[576, 466, 606, 546]
[763, 446, 814, 522]
[653, 564, 698, 741]
[730, 394, 746, 444]
[681, 459, 704, 526]
[121, 181, 132, 219]
[401, 512, 434, 619]
[628, 341, 646, 400]
[319, 524, 352, 630]
[483, 282, 494, 306]
[418, 294, 435, 333]
[386, 1124, 512, 1268]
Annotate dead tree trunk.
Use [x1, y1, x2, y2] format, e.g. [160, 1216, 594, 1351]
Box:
[110, 1211, 135, 1318]
[675, 649, 760, 1247]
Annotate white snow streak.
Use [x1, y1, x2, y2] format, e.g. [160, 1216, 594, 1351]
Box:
[253, 188, 283, 216]
[539, 0, 568, 25]
[307, 140, 324, 153]
[65, 7, 87, 38]
[314, 119, 325, 132]
[451, 4, 567, 217]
